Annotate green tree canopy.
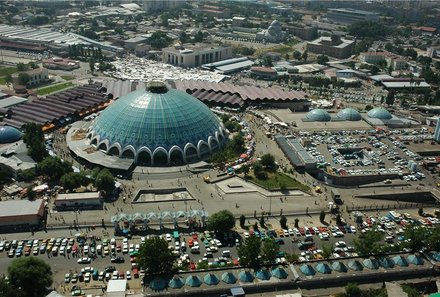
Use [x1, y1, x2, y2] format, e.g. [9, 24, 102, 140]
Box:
[317, 54, 329, 65]
[353, 229, 385, 256]
[37, 156, 72, 182]
[237, 236, 262, 268]
[149, 31, 172, 49]
[403, 224, 430, 252]
[18, 72, 30, 86]
[345, 282, 361, 297]
[280, 215, 287, 229]
[94, 168, 115, 193]
[348, 21, 389, 38]
[261, 239, 279, 265]
[260, 153, 276, 171]
[23, 123, 47, 162]
[207, 210, 235, 233]
[137, 237, 175, 275]
[8, 257, 52, 297]
[0, 277, 24, 297]
[60, 172, 89, 191]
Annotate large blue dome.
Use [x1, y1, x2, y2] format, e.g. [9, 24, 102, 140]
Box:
[88, 82, 226, 165]
[337, 108, 361, 121]
[306, 109, 331, 122]
[0, 126, 22, 143]
[367, 107, 392, 120]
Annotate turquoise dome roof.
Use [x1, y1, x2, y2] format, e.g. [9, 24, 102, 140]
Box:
[337, 108, 361, 121]
[0, 126, 22, 143]
[367, 107, 392, 120]
[306, 109, 331, 122]
[88, 83, 226, 165]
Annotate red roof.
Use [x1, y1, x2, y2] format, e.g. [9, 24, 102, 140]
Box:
[250, 67, 277, 74]
[416, 26, 437, 32]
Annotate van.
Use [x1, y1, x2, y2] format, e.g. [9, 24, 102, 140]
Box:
[222, 250, 230, 257]
[304, 234, 313, 242]
[190, 246, 200, 254]
[180, 242, 186, 251]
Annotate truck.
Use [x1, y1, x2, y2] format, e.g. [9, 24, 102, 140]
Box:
[331, 189, 342, 204]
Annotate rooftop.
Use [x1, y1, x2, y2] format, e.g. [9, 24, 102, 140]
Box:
[56, 192, 101, 201]
[0, 199, 44, 218]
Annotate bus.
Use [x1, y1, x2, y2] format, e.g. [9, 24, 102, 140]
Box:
[173, 231, 179, 241]
[331, 189, 342, 204]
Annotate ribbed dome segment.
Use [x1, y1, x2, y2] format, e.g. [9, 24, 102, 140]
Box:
[337, 108, 361, 121]
[305, 109, 331, 122]
[0, 126, 22, 143]
[367, 107, 392, 120]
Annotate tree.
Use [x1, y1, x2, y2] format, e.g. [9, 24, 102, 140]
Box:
[302, 50, 308, 61]
[89, 59, 95, 74]
[8, 257, 52, 297]
[94, 169, 115, 193]
[60, 172, 89, 191]
[23, 123, 47, 162]
[194, 31, 204, 42]
[386, 90, 395, 105]
[237, 236, 261, 268]
[37, 156, 72, 182]
[348, 21, 389, 38]
[253, 162, 267, 180]
[345, 282, 361, 297]
[18, 73, 30, 86]
[137, 237, 175, 275]
[403, 223, 429, 252]
[335, 214, 342, 225]
[260, 153, 276, 171]
[294, 218, 299, 228]
[253, 222, 259, 231]
[319, 210, 326, 223]
[418, 207, 424, 216]
[427, 225, 440, 251]
[27, 186, 36, 201]
[5, 74, 12, 89]
[353, 229, 385, 256]
[293, 50, 302, 60]
[261, 239, 279, 265]
[241, 164, 250, 177]
[16, 63, 27, 72]
[28, 61, 38, 69]
[259, 216, 265, 228]
[149, 31, 172, 49]
[207, 210, 235, 233]
[322, 243, 333, 259]
[240, 214, 246, 228]
[317, 54, 329, 65]
[280, 215, 287, 229]
[0, 277, 24, 297]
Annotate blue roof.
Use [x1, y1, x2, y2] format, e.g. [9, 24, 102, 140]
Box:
[0, 126, 22, 143]
[337, 108, 361, 121]
[367, 107, 392, 120]
[91, 85, 224, 152]
[306, 109, 331, 122]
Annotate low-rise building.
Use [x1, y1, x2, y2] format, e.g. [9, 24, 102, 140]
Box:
[43, 57, 80, 71]
[162, 43, 232, 68]
[307, 35, 355, 59]
[124, 36, 149, 51]
[360, 51, 408, 70]
[326, 8, 379, 24]
[0, 199, 46, 231]
[249, 66, 278, 80]
[13, 68, 49, 87]
[291, 25, 318, 41]
[55, 191, 102, 210]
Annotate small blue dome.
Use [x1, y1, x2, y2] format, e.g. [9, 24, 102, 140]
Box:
[0, 126, 22, 143]
[306, 109, 331, 122]
[337, 108, 361, 121]
[367, 107, 392, 120]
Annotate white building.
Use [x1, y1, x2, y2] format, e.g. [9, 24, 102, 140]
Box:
[55, 192, 102, 210]
[162, 43, 232, 68]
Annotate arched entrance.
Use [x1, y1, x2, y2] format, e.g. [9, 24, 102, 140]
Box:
[153, 151, 168, 166]
[121, 149, 135, 159]
[98, 142, 107, 151]
[137, 151, 152, 166]
[199, 143, 211, 160]
[185, 147, 198, 163]
[170, 150, 184, 165]
[108, 146, 120, 156]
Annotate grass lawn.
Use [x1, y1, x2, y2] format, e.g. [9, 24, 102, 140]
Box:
[36, 81, 74, 96]
[60, 75, 75, 81]
[0, 67, 17, 77]
[0, 77, 6, 85]
[250, 172, 310, 192]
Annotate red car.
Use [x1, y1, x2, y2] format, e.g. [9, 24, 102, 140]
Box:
[188, 239, 194, 247]
[192, 233, 198, 240]
[189, 262, 196, 270]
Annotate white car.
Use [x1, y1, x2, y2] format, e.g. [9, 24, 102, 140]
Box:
[77, 257, 91, 264]
[335, 241, 346, 248]
[126, 271, 132, 280]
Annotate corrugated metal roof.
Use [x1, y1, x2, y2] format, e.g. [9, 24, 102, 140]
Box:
[0, 199, 44, 217]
